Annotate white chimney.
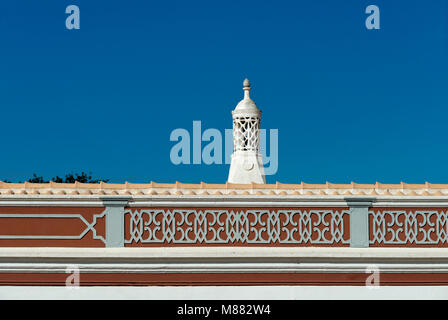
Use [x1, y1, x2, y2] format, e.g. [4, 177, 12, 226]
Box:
[227, 79, 266, 184]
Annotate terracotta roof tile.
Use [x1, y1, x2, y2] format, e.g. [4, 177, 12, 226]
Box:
[0, 181, 447, 197]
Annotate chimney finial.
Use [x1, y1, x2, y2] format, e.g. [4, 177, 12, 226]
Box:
[243, 78, 251, 99]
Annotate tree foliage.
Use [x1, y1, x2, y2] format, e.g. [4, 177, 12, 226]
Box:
[3, 172, 109, 184]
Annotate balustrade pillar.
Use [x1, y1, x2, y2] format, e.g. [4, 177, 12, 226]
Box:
[101, 197, 130, 248]
[346, 198, 374, 248]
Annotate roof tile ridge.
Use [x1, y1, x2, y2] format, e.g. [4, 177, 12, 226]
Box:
[350, 182, 375, 189]
[178, 182, 202, 189]
[401, 182, 427, 190]
[151, 182, 174, 188]
[95, 182, 122, 189]
[226, 182, 251, 189]
[426, 182, 448, 189]
[302, 182, 326, 189]
[24, 182, 51, 189]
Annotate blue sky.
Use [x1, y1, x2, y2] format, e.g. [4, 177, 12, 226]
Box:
[0, 0, 447, 184]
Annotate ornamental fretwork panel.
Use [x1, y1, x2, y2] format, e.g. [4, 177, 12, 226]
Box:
[233, 116, 260, 152]
[369, 209, 448, 246]
[124, 208, 350, 246]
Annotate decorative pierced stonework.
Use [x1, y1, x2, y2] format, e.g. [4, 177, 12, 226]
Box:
[233, 116, 260, 152]
[369, 209, 448, 246]
[124, 208, 350, 246]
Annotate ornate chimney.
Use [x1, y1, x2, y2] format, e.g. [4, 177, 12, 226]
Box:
[227, 79, 266, 184]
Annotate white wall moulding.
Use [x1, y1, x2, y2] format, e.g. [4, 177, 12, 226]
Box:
[4, 246, 448, 262]
[2, 247, 448, 286]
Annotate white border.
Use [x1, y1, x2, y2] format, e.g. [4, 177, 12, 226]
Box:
[1, 285, 448, 300]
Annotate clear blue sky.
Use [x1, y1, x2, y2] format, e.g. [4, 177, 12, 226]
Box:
[0, 0, 447, 184]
